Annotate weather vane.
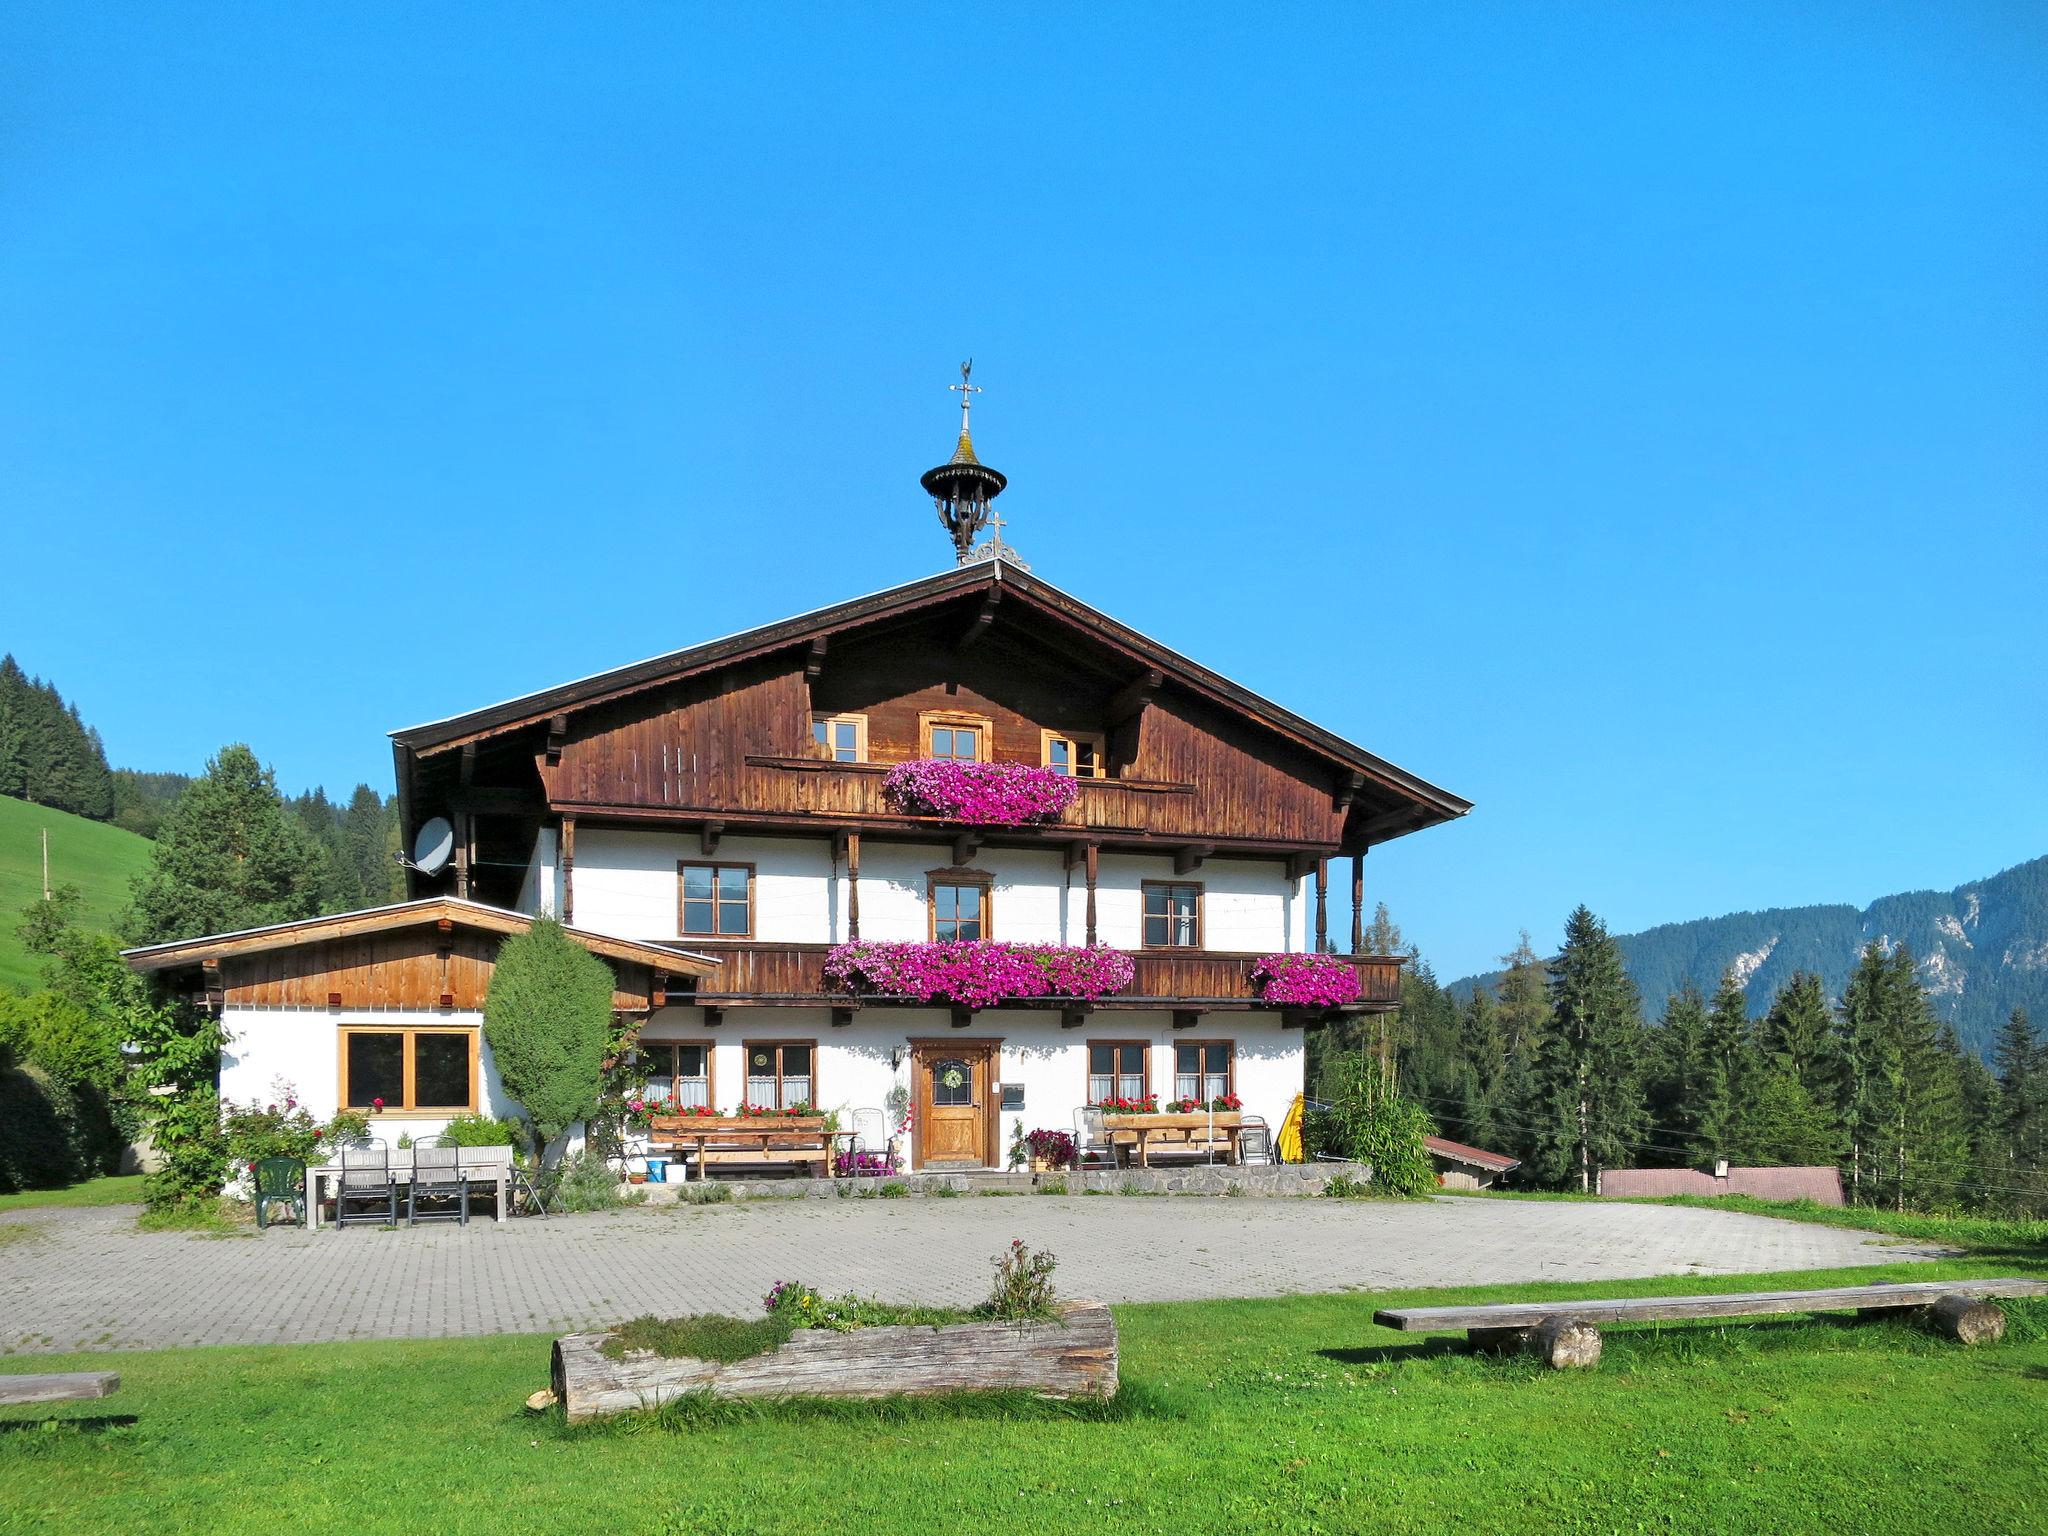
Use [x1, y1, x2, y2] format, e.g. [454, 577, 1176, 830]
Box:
[948, 358, 980, 435]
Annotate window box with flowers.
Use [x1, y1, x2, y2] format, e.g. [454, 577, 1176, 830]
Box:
[1250, 952, 1362, 1009]
[881, 759, 1081, 826]
[825, 940, 1134, 1009]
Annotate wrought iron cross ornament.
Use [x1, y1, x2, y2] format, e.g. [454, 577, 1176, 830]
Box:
[949, 358, 980, 433]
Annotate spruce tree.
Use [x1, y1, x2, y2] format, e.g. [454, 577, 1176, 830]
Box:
[0, 655, 28, 797]
[124, 744, 331, 943]
[1530, 906, 1647, 1191]
[1758, 971, 1839, 1111]
[1991, 1008, 2046, 1216]
[343, 784, 401, 904]
[1458, 984, 1513, 1154]
[1647, 985, 1712, 1157]
[1699, 968, 1760, 1159]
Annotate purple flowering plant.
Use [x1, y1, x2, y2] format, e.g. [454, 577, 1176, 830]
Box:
[1250, 952, 1362, 1008]
[882, 759, 1080, 825]
[824, 940, 1135, 1009]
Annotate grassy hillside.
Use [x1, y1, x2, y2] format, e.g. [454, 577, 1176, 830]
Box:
[0, 793, 152, 991]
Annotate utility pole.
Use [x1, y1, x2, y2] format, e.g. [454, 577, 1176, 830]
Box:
[42, 827, 50, 900]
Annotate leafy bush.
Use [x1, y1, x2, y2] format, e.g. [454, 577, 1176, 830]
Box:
[1323, 1172, 1371, 1199]
[483, 918, 615, 1157]
[142, 1086, 230, 1212]
[221, 1088, 323, 1168]
[442, 1112, 525, 1148]
[0, 991, 126, 1181]
[0, 1054, 85, 1192]
[549, 1150, 622, 1212]
[986, 1239, 1059, 1320]
[1305, 1056, 1437, 1197]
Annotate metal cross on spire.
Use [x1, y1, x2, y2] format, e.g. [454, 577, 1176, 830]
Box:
[948, 358, 981, 434]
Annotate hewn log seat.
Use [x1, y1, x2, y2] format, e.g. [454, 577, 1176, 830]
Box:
[648, 1115, 836, 1180]
[0, 1372, 121, 1406]
[1373, 1278, 2048, 1369]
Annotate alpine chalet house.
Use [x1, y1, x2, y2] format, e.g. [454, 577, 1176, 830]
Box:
[128, 372, 1469, 1174]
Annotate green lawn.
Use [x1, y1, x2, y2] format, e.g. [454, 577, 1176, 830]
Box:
[4, 1255, 2044, 1535]
[0, 794, 152, 991]
[0, 1175, 145, 1213]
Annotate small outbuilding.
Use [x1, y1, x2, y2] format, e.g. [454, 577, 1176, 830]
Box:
[1424, 1134, 1521, 1189]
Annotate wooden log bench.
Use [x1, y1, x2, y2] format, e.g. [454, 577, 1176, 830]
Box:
[551, 1300, 1117, 1421]
[1372, 1278, 2048, 1369]
[0, 1372, 121, 1407]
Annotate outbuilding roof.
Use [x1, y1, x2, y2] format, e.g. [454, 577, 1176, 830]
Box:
[1423, 1134, 1522, 1172]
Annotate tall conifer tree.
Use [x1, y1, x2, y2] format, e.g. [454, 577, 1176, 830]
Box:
[1530, 906, 1647, 1191]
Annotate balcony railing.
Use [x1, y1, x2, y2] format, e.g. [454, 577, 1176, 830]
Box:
[679, 941, 1403, 1014]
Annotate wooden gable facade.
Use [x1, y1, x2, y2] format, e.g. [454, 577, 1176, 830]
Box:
[392, 563, 1470, 912]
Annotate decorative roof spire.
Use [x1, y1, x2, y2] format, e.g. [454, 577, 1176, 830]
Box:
[921, 359, 1013, 566]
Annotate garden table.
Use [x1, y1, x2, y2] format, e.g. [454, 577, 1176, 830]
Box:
[305, 1146, 515, 1229]
[647, 1115, 836, 1180]
[1103, 1112, 1245, 1168]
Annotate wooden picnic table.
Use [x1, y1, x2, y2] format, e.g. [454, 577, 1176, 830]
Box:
[305, 1145, 517, 1229]
[648, 1115, 839, 1180]
[1103, 1111, 1245, 1168]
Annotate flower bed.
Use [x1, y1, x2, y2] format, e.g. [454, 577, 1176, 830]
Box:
[1250, 952, 1362, 1008]
[882, 759, 1080, 825]
[824, 940, 1135, 1009]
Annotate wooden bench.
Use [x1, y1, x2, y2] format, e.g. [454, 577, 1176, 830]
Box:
[0, 1372, 120, 1407]
[1372, 1278, 2048, 1368]
[649, 1116, 837, 1180]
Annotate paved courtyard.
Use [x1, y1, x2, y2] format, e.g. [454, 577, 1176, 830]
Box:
[0, 1195, 1936, 1354]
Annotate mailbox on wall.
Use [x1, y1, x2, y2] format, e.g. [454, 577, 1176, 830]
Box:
[1000, 1082, 1025, 1112]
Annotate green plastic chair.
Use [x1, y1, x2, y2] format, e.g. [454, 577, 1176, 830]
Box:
[254, 1157, 306, 1229]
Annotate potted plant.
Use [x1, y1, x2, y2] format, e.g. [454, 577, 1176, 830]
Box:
[1023, 1128, 1076, 1173]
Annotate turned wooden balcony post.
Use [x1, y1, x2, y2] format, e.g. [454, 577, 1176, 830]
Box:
[847, 832, 861, 940]
[1351, 851, 1365, 955]
[1314, 857, 1328, 953]
[1085, 842, 1099, 947]
[559, 815, 576, 926]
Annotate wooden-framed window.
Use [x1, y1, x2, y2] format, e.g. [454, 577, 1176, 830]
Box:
[1087, 1040, 1148, 1105]
[678, 861, 754, 938]
[339, 1026, 479, 1114]
[920, 710, 991, 763]
[811, 712, 867, 763]
[641, 1041, 714, 1110]
[927, 868, 992, 942]
[1142, 881, 1203, 948]
[1041, 730, 1106, 779]
[743, 1040, 815, 1110]
[1174, 1040, 1234, 1104]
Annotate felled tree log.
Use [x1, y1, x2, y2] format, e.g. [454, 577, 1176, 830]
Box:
[1927, 1294, 2005, 1345]
[552, 1300, 1117, 1421]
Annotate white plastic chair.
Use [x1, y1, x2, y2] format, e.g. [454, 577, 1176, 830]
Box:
[850, 1108, 891, 1170]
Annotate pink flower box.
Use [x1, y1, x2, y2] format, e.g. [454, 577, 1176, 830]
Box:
[882, 759, 1080, 825]
[1250, 952, 1362, 1008]
[824, 940, 1135, 1009]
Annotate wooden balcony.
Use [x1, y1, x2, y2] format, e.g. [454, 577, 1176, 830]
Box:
[679, 941, 1403, 1019]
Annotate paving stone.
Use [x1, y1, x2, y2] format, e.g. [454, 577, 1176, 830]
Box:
[0, 1196, 1935, 1355]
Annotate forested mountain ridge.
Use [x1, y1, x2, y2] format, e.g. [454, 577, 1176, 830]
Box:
[1451, 855, 2048, 1060]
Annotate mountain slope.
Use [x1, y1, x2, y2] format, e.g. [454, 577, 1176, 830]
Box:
[1450, 855, 2048, 1060]
[0, 793, 153, 991]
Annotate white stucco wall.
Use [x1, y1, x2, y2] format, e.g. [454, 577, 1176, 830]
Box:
[636, 1005, 1303, 1167]
[217, 1006, 519, 1146]
[555, 825, 1307, 953]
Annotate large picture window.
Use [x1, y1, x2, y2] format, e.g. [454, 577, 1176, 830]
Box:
[744, 1040, 815, 1111]
[678, 862, 753, 937]
[1087, 1041, 1148, 1105]
[339, 1027, 478, 1113]
[1174, 1041, 1233, 1104]
[642, 1041, 713, 1110]
[1143, 881, 1203, 948]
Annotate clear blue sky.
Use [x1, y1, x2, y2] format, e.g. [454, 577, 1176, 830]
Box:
[3, 4, 2042, 979]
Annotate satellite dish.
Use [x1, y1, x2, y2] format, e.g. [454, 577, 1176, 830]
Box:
[412, 817, 455, 876]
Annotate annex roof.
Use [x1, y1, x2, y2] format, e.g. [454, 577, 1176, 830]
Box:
[388, 559, 1471, 827]
[121, 898, 719, 978]
[1423, 1134, 1522, 1172]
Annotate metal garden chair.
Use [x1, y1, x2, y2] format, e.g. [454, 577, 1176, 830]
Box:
[1073, 1107, 1119, 1172]
[407, 1135, 469, 1225]
[334, 1140, 398, 1228]
[253, 1157, 305, 1229]
[1236, 1115, 1274, 1165]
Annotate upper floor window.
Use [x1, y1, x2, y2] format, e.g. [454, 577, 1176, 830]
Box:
[1143, 881, 1203, 948]
[921, 710, 991, 763]
[678, 861, 753, 937]
[929, 874, 990, 942]
[812, 712, 867, 762]
[1042, 731, 1105, 778]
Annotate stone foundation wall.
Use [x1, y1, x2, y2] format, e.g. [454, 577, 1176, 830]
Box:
[634, 1161, 1372, 1202]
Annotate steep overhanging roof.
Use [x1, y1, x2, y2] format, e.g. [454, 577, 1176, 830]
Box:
[121, 897, 719, 978]
[389, 560, 1472, 831]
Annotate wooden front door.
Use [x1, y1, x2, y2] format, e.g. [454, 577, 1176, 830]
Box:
[913, 1039, 999, 1169]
